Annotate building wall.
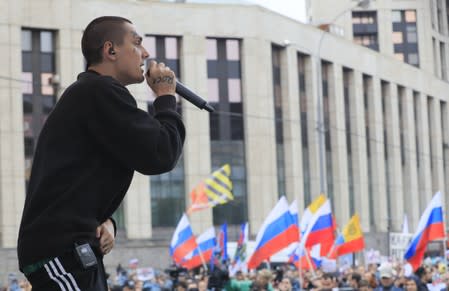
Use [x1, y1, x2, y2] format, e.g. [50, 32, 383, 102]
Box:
[307, 0, 449, 80]
[1, 0, 449, 275]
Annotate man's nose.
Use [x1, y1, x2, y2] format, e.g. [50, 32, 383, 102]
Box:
[142, 47, 150, 59]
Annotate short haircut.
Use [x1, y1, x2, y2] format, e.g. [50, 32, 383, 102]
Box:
[351, 272, 362, 283]
[359, 279, 370, 288]
[322, 273, 336, 280]
[415, 266, 427, 279]
[81, 16, 132, 69]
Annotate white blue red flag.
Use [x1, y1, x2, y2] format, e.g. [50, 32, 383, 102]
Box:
[181, 227, 216, 270]
[300, 199, 335, 256]
[170, 214, 198, 264]
[289, 200, 300, 242]
[247, 196, 299, 269]
[404, 192, 445, 270]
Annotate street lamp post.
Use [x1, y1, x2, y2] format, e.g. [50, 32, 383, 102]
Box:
[316, 0, 371, 195]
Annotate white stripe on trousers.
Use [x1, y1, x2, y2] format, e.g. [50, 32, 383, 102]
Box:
[44, 258, 81, 291]
[44, 263, 67, 291]
[49, 261, 74, 291]
[55, 258, 81, 291]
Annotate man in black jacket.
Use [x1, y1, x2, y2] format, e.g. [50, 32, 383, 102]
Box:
[17, 16, 185, 291]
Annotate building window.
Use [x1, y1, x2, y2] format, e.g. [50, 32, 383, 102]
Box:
[413, 92, 420, 168]
[398, 87, 406, 166]
[428, 97, 434, 180]
[322, 62, 334, 200]
[392, 10, 420, 67]
[363, 75, 374, 228]
[144, 35, 185, 227]
[437, 0, 444, 33]
[381, 81, 392, 230]
[343, 68, 354, 215]
[298, 53, 311, 206]
[21, 28, 57, 189]
[207, 38, 247, 225]
[433, 37, 438, 76]
[441, 101, 449, 196]
[352, 11, 379, 51]
[272, 45, 286, 199]
[440, 42, 447, 80]
[447, 0, 449, 33]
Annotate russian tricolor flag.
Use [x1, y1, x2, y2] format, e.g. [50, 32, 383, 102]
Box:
[247, 196, 299, 269]
[300, 199, 335, 255]
[289, 200, 300, 242]
[170, 214, 198, 264]
[290, 244, 322, 270]
[181, 227, 216, 270]
[404, 192, 445, 270]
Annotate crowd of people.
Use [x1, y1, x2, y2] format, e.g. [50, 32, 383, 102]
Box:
[2, 258, 449, 291]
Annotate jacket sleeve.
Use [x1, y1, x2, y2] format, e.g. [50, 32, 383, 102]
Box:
[86, 79, 185, 175]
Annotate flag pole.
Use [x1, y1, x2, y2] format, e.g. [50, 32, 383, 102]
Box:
[197, 246, 209, 272]
[304, 249, 316, 277]
[298, 254, 303, 291]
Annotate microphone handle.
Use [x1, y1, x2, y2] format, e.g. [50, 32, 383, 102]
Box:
[175, 81, 214, 112]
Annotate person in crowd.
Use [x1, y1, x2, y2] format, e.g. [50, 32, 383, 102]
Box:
[360, 279, 374, 291]
[175, 281, 188, 291]
[365, 271, 379, 289]
[404, 277, 419, 291]
[321, 273, 338, 290]
[350, 272, 363, 290]
[415, 266, 431, 291]
[278, 277, 293, 291]
[123, 279, 136, 291]
[375, 263, 403, 291]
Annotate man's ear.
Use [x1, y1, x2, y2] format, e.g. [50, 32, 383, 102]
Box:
[103, 41, 116, 60]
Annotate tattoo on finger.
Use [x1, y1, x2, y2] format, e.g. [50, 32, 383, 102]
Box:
[152, 76, 173, 85]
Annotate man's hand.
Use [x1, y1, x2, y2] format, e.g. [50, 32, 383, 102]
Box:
[96, 219, 115, 255]
[145, 60, 176, 97]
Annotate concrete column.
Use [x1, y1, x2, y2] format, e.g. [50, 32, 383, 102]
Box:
[428, 98, 445, 199]
[180, 35, 212, 234]
[384, 83, 404, 232]
[0, 23, 26, 247]
[124, 85, 153, 239]
[377, 8, 394, 55]
[349, 71, 369, 231]
[242, 38, 278, 236]
[328, 64, 350, 225]
[416, 93, 433, 211]
[367, 77, 388, 232]
[417, 5, 436, 73]
[124, 172, 152, 239]
[280, 47, 304, 211]
[305, 57, 323, 200]
[401, 88, 420, 229]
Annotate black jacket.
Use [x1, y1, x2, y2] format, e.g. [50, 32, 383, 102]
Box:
[17, 71, 185, 269]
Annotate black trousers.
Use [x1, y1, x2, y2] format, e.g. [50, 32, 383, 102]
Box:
[25, 250, 108, 291]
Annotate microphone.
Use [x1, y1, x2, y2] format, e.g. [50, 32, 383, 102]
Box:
[175, 80, 215, 112]
[145, 60, 214, 112]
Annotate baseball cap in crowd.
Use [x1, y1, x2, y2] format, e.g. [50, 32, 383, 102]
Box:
[378, 263, 396, 278]
[129, 258, 139, 269]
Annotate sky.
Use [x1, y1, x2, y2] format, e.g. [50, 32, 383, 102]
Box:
[249, 0, 307, 23]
